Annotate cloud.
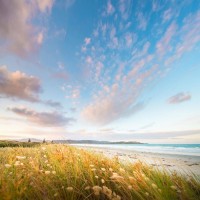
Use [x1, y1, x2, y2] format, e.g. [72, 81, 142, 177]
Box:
[0, 65, 41, 102]
[8, 106, 75, 127]
[84, 38, 91, 46]
[79, 2, 199, 127]
[44, 100, 62, 109]
[137, 12, 147, 31]
[86, 56, 93, 64]
[0, 65, 62, 108]
[103, 129, 200, 140]
[156, 22, 177, 57]
[36, 0, 54, 13]
[119, 0, 132, 20]
[82, 89, 145, 125]
[0, 0, 54, 58]
[106, 0, 115, 15]
[53, 72, 68, 81]
[70, 107, 76, 112]
[168, 92, 191, 104]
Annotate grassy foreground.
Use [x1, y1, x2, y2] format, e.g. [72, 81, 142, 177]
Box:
[0, 144, 200, 200]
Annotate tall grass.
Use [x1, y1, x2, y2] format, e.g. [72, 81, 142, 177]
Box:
[0, 144, 199, 200]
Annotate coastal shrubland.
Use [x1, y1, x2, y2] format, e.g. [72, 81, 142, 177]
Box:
[0, 144, 199, 200]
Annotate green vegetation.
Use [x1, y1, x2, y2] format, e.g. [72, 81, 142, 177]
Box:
[0, 140, 40, 148]
[0, 144, 199, 200]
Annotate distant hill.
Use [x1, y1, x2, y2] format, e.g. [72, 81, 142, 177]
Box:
[17, 139, 144, 144]
[54, 140, 144, 144]
[19, 138, 42, 143]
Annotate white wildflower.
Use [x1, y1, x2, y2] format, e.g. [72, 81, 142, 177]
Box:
[152, 183, 158, 189]
[66, 187, 73, 191]
[85, 186, 90, 190]
[112, 195, 121, 200]
[119, 168, 125, 173]
[93, 186, 102, 196]
[101, 168, 106, 171]
[14, 161, 20, 166]
[102, 186, 112, 198]
[109, 168, 113, 172]
[54, 193, 58, 197]
[5, 164, 11, 168]
[145, 192, 149, 196]
[128, 185, 132, 190]
[170, 185, 177, 190]
[16, 156, 26, 160]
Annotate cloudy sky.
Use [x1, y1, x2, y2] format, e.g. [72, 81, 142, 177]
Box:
[0, 0, 200, 143]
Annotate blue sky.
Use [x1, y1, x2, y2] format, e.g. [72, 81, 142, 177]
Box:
[0, 0, 200, 143]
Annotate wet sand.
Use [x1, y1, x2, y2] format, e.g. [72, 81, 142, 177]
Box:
[76, 145, 200, 176]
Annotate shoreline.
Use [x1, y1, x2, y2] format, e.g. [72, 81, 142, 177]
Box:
[74, 145, 200, 176]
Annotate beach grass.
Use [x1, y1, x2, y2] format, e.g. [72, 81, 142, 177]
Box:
[0, 144, 200, 200]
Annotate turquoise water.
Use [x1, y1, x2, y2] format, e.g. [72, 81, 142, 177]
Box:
[74, 144, 200, 156]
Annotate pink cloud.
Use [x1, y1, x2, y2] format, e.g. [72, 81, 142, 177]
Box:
[0, 0, 54, 58]
[168, 92, 191, 104]
[0, 65, 41, 102]
[8, 106, 75, 127]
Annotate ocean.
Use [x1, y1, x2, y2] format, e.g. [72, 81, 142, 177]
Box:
[73, 143, 200, 157]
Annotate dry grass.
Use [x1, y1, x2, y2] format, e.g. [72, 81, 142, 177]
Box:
[0, 144, 200, 200]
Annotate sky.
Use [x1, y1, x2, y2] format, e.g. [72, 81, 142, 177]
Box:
[0, 0, 200, 143]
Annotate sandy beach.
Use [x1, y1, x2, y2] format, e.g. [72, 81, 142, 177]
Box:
[76, 145, 200, 176]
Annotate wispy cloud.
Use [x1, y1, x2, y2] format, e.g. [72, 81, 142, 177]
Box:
[106, 0, 115, 15]
[53, 72, 68, 81]
[168, 92, 191, 104]
[8, 106, 75, 127]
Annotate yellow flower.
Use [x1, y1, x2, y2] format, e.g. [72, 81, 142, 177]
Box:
[101, 168, 106, 171]
[45, 171, 51, 175]
[52, 171, 56, 174]
[95, 175, 99, 179]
